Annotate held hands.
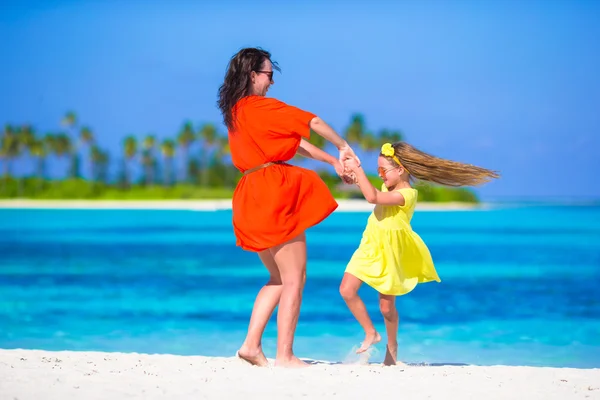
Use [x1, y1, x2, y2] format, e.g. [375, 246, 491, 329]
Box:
[337, 144, 360, 184]
[338, 144, 360, 168]
[342, 158, 359, 184]
[334, 160, 357, 184]
[343, 157, 361, 172]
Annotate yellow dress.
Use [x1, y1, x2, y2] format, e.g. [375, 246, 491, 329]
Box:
[345, 185, 441, 296]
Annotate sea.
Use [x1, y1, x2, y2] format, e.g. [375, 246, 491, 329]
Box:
[0, 204, 599, 368]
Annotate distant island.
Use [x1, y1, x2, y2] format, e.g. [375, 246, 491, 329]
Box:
[0, 112, 479, 203]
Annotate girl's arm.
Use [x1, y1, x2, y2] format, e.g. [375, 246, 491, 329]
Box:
[348, 160, 406, 206]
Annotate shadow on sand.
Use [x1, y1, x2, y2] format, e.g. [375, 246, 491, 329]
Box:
[303, 359, 470, 367]
[301, 344, 470, 367]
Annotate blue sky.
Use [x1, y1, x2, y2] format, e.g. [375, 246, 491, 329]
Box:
[1, 0, 599, 200]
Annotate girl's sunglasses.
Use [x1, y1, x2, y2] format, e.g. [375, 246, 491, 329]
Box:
[378, 166, 397, 177]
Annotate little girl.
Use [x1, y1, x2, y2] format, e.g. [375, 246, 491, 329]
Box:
[340, 141, 499, 366]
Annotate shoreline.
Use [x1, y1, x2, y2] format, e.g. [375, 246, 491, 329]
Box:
[0, 199, 487, 212]
[1, 349, 598, 400]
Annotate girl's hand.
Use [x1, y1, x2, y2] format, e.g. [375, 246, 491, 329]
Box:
[346, 171, 358, 184]
[333, 160, 356, 184]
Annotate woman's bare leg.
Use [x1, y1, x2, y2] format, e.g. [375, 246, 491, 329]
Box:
[379, 294, 399, 366]
[339, 273, 381, 353]
[269, 233, 308, 367]
[237, 250, 283, 366]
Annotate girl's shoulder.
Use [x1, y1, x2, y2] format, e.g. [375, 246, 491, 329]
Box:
[380, 184, 418, 207]
[380, 184, 417, 194]
[398, 187, 418, 208]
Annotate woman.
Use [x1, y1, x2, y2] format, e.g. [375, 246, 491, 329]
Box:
[217, 47, 358, 367]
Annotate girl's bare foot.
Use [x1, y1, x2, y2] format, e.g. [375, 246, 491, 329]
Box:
[274, 355, 309, 368]
[383, 343, 398, 366]
[236, 347, 269, 367]
[357, 331, 381, 353]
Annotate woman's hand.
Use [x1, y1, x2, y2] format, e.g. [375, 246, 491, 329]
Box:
[344, 156, 361, 172]
[333, 160, 345, 177]
[338, 143, 360, 168]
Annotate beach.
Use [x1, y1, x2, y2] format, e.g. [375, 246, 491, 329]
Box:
[0, 349, 598, 400]
[0, 199, 485, 211]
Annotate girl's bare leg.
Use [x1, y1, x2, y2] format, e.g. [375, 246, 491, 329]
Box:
[339, 272, 381, 353]
[269, 233, 308, 367]
[379, 293, 399, 366]
[237, 250, 283, 366]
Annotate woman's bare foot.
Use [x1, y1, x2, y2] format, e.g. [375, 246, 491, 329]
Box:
[274, 355, 309, 368]
[356, 331, 381, 354]
[383, 343, 398, 366]
[236, 346, 269, 367]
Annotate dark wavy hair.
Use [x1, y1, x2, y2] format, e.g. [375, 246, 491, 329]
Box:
[217, 47, 280, 130]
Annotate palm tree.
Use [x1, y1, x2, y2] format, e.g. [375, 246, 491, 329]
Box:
[218, 135, 230, 159]
[44, 133, 71, 180]
[161, 139, 175, 186]
[45, 134, 57, 155]
[142, 135, 156, 185]
[1, 125, 19, 177]
[51, 133, 73, 176]
[308, 128, 326, 149]
[97, 149, 110, 184]
[29, 138, 48, 193]
[216, 136, 236, 188]
[90, 145, 103, 182]
[360, 132, 379, 153]
[177, 121, 195, 183]
[0, 125, 20, 194]
[198, 123, 218, 187]
[1, 125, 30, 196]
[80, 126, 93, 143]
[345, 113, 366, 145]
[29, 138, 47, 179]
[79, 126, 94, 179]
[61, 111, 80, 178]
[18, 124, 36, 154]
[379, 129, 403, 145]
[61, 111, 77, 127]
[123, 136, 137, 187]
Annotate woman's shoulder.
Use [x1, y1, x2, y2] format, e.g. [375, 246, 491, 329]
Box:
[236, 95, 288, 110]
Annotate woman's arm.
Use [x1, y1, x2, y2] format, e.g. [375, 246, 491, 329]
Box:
[346, 159, 406, 206]
[309, 117, 359, 165]
[297, 139, 350, 180]
[297, 139, 336, 164]
[308, 117, 347, 149]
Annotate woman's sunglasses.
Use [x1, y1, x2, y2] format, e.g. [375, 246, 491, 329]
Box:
[256, 70, 274, 81]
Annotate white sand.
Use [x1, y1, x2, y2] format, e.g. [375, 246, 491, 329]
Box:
[0, 199, 486, 211]
[0, 350, 598, 400]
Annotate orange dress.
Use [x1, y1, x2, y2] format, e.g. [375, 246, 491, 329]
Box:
[228, 95, 338, 252]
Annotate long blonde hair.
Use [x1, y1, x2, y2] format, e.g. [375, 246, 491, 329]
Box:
[383, 142, 500, 187]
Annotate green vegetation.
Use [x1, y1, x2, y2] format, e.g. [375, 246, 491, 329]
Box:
[0, 112, 479, 203]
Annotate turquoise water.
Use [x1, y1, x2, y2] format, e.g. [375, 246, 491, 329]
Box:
[0, 205, 599, 368]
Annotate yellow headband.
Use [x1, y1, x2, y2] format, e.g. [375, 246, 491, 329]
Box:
[381, 143, 409, 174]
